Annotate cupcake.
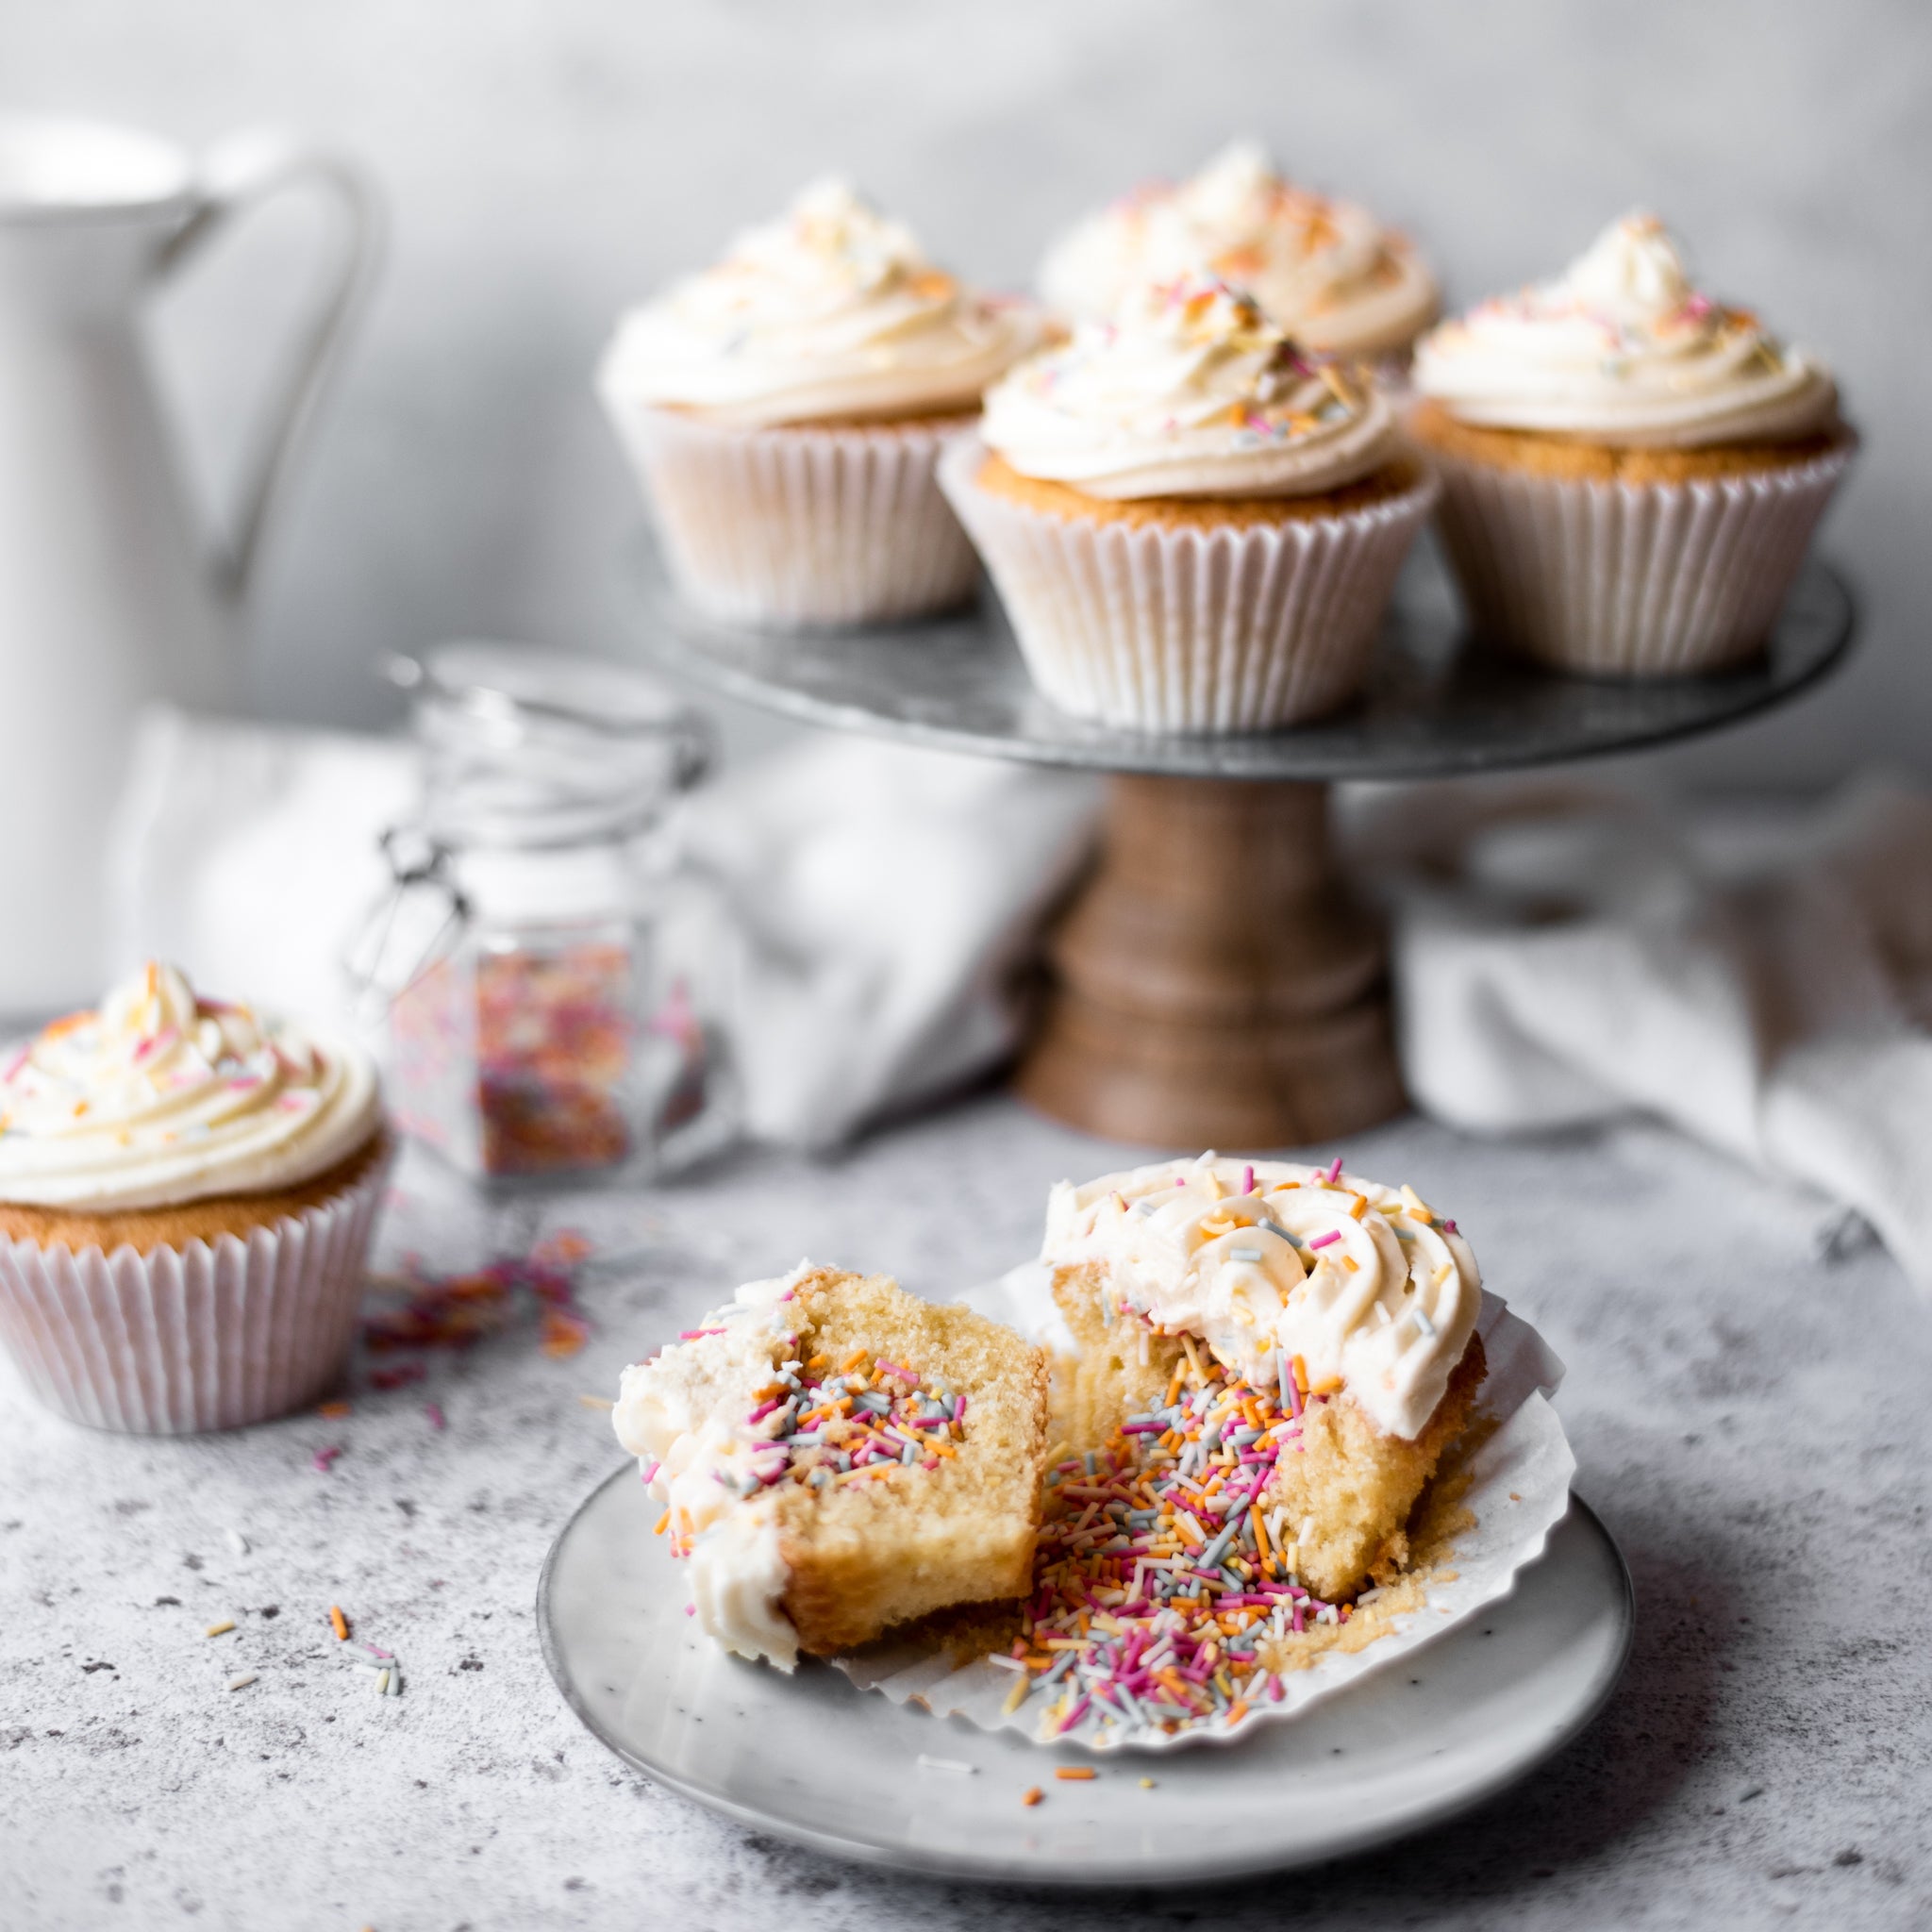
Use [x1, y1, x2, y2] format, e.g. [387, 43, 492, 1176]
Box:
[0, 963, 390, 1433]
[598, 177, 1039, 627]
[613, 1263, 1051, 1668]
[1039, 141, 1437, 358]
[941, 276, 1438, 733]
[1042, 1152, 1486, 1603]
[1410, 213, 1856, 677]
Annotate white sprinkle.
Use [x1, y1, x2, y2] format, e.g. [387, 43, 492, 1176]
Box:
[917, 1755, 976, 1774]
[375, 1669, 391, 1695]
[1413, 1307, 1436, 1337]
[225, 1529, 249, 1557]
[985, 1654, 1028, 1672]
[1228, 1247, 1263, 1263]
[226, 1672, 258, 1692]
[385, 1671, 403, 1698]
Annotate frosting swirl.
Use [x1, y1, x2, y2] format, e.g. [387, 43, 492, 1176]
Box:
[981, 276, 1397, 500]
[598, 177, 1040, 428]
[1040, 142, 1438, 356]
[1042, 1153, 1481, 1440]
[0, 962, 382, 1211]
[1412, 213, 1838, 446]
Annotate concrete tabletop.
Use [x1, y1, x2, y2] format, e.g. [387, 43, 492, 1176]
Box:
[4, 1095, 1928, 1929]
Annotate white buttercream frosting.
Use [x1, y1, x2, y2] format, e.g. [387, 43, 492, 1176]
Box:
[1412, 212, 1838, 447]
[1040, 142, 1437, 356]
[598, 177, 1040, 429]
[611, 1265, 812, 1670]
[982, 276, 1398, 500]
[1042, 1153, 1481, 1440]
[0, 962, 382, 1212]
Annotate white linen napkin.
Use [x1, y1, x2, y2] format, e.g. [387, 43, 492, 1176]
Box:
[105, 707, 1098, 1152]
[1350, 774, 1932, 1294]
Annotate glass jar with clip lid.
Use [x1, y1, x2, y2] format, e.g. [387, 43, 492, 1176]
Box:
[350, 641, 733, 1183]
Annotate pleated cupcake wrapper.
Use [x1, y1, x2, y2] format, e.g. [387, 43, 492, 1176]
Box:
[0, 1149, 391, 1435]
[1427, 442, 1855, 677]
[602, 398, 981, 628]
[939, 435, 1439, 734]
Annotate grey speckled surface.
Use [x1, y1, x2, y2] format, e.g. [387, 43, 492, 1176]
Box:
[3, 1095, 1929, 1929]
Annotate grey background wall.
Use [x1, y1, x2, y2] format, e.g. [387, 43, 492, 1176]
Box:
[8, 0, 1927, 785]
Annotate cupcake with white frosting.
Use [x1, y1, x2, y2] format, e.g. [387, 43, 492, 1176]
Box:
[1040, 142, 1437, 358]
[1410, 213, 1857, 676]
[940, 275, 1438, 732]
[1043, 1152, 1486, 1602]
[0, 963, 391, 1433]
[598, 177, 1040, 627]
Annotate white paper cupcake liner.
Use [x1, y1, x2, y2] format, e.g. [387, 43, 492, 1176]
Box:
[601, 397, 981, 627]
[835, 1267, 1574, 1753]
[1426, 441, 1855, 677]
[0, 1144, 391, 1434]
[939, 435, 1438, 733]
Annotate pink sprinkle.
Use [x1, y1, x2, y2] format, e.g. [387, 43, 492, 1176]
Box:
[311, 1445, 342, 1474]
[1307, 1230, 1341, 1250]
[1, 1046, 28, 1083]
[747, 1398, 780, 1424]
[678, 1327, 724, 1341]
[1174, 1175, 1186, 1187]
[1326, 1157, 1343, 1183]
[875, 1361, 920, 1383]
[683, 1604, 695, 1617]
[954, 1394, 967, 1421]
[1241, 1164, 1256, 1195]
[1443, 1220, 1458, 1234]
[228, 1074, 262, 1091]
[424, 1403, 445, 1432]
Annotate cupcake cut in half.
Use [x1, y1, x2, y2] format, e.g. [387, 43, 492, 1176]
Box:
[1410, 212, 1856, 676]
[598, 178, 1040, 628]
[613, 1263, 1052, 1668]
[1040, 140, 1438, 358]
[941, 275, 1436, 733]
[1042, 1153, 1485, 1602]
[0, 962, 391, 1433]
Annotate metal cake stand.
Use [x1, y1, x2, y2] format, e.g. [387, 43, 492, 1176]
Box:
[630, 545, 1855, 1147]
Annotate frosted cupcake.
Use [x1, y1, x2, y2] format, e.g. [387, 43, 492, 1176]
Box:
[598, 178, 1039, 627]
[940, 276, 1438, 732]
[1410, 213, 1856, 677]
[1040, 141, 1437, 358]
[0, 963, 390, 1433]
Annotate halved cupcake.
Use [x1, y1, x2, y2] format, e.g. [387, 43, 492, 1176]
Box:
[1040, 140, 1438, 358]
[942, 276, 1437, 733]
[0, 963, 390, 1433]
[1042, 1152, 1484, 1601]
[1410, 213, 1856, 676]
[613, 1264, 1052, 1668]
[598, 178, 1039, 627]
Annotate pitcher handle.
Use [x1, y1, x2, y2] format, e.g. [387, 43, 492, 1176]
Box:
[158, 129, 383, 599]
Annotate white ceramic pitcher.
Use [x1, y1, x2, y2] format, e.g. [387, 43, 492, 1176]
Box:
[0, 114, 378, 1010]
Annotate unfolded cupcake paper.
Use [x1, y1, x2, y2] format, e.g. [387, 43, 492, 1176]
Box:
[940, 434, 1438, 734]
[1429, 442, 1854, 677]
[0, 1151, 390, 1434]
[834, 1262, 1574, 1754]
[604, 402, 980, 627]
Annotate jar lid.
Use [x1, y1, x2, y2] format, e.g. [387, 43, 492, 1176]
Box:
[389, 641, 714, 849]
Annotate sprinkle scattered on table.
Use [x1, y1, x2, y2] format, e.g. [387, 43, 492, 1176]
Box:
[1022, 1786, 1043, 1807]
[311, 1444, 342, 1474]
[424, 1402, 445, 1432]
[226, 1672, 258, 1692]
[1055, 1765, 1097, 1780]
[317, 1400, 352, 1420]
[204, 1619, 235, 1639]
[916, 1756, 975, 1774]
[329, 1604, 350, 1641]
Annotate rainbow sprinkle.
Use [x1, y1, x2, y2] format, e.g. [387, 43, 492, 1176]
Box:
[361, 1231, 592, 1360]
[1007, 1345, 1351, 1745]
[656, 1344, 965, 1557]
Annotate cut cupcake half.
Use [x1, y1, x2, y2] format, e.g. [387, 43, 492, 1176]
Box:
[1042, 1153, 1486, 1602]
[613, 1263, 1052, 1668]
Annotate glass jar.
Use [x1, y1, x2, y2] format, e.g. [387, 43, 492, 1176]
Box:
[353, 641, 732, 1184]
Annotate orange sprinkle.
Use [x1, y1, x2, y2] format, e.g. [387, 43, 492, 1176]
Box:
[1226, 1700, 1250, 1725]
[328, 1605, 349, 1641]
[1250, 1506, 1272, 1563]
[653, 1510, 671, 1536]
[1055, 1766, 1097, 1781]
[1312, 1375, 1344, 1395]
[841, 1349, 870, 1374]
[1347, 1193, 1369, 1221]
[316, 1400, 352, 1420]
[1291, 1356, 1309, 1395]
[1023, 1787, 1043, 1807]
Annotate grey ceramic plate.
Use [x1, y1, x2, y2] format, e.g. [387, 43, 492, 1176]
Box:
[537, 1465, 1634, 1886]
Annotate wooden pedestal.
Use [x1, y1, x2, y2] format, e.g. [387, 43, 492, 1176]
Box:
[1014, 776, 1406, 1150]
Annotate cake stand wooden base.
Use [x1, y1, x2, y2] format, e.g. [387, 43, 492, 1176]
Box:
[1014, 776, 1405, 1149]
